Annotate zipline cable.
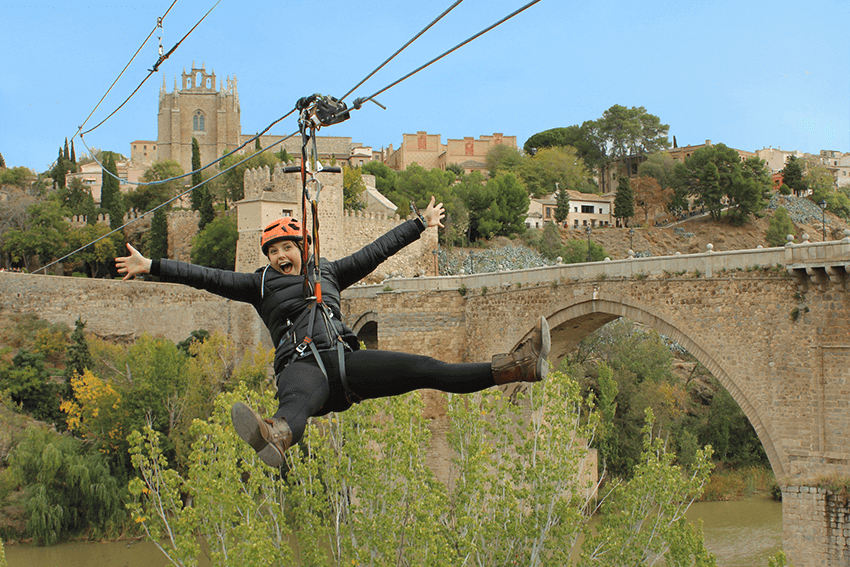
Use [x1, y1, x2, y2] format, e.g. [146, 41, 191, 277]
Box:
[351, 0, 542, 110]
[338, 0, 464, 103]
[76, 0, 178, 137]
[36, 130, 300, 275]
[34, 0, 545, 273]
[81, 0, 221, 137]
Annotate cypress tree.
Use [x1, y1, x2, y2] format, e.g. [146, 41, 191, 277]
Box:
[101, 154, 125, 229]
[614, 175, 635, 227]
[149, 207, 169, 260]
[63, 138, 70, 161]
[191, 137, 216, 230]
[255, 133, 261, 151]
[53, 147, 67, 188]
[63, 318, 93, 399]
[0, 151, 6, 169]
[70, 140, 77, 171]
[554, 185, 570, 224]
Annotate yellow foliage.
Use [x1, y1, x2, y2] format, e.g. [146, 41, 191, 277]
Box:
[61, 369, 124, 452]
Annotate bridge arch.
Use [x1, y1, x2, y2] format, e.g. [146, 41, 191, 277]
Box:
[351, 310, 378, 350]
[545, 292, 786, 480]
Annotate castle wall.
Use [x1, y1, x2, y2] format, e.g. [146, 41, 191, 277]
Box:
[236, 165, 437, 278]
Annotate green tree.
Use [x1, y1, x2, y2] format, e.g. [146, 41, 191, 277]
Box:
[51, 146, 68, 189]
[362, 160, 398, 195]
[217, 149, 279, 206]
[7, 427, 125, 545]
[614, 175, 635, 226]
[66, 222, 120, 277]
[596, 104, 670, 161]
[0, 350, 62, 422]
[637, 151, 678, 190]
[0, 166, 35, 188]
[458, 172, 501, 241]
[99, 153, 125, 229]
[488, 172, 529, 236]
[191, 215, 238, 270]
[523, 123, 606, 173]
[520, 146, 594, 198]
[342, 166, 367, 211]
[60, 177, 97, 221]
[128, 371, 713, 566]
[555, 183, 571, 223]
[276, 147, 292, 164]
[2, 199, 70, 271]
[484, 144, 524, 177]
[781, 155, 806, 196]
[445, 162, 464, 177]
[191, 137, 203, 190]
[579, 410, 715, 565]
[64, 318, 93, 389]
[148, 207, 169, 261]
[672, 143, 768, 222]
[129, 160, 183, 212]
[190, 139, 216, 230]
[0, 151, 6, 168]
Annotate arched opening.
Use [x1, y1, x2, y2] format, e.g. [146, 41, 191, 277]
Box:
[545, 298, 783, 562]
[352, 311, 378, 350]
[545, 297, 782, 479]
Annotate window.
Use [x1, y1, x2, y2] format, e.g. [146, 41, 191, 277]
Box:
[581, 205, 594, 214]
[193, 110, 205, 131]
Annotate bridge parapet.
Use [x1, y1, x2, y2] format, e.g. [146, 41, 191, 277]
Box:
[345, 244, 791, 299]
[786, 230, 850, 292]
[342, 233, 850, 300]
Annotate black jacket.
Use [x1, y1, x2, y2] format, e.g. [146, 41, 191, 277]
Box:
[152, 218, 425, 373]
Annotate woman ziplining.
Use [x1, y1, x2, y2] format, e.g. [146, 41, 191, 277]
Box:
[115, 195, 550, 468]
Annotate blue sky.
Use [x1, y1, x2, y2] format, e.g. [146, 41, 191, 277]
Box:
[1, 0, 847, 173]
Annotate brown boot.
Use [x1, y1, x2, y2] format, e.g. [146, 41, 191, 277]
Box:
[231, 402, 292, 467]
[492, 316, 551, 385]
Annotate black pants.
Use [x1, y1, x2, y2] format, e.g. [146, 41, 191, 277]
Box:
[273, 349, 495, 444]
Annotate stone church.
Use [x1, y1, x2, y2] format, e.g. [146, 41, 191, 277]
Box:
[156, 62, 242, 175]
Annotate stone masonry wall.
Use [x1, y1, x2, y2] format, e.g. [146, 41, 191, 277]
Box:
[0, 271, 268, 356]
[783, 486, 850, 566]
[168, 209, 200, 262]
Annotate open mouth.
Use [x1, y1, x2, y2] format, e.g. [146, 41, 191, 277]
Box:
[280, 261, 293, 274]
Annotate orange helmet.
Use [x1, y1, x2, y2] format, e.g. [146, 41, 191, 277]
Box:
[261, 217, 309, 256]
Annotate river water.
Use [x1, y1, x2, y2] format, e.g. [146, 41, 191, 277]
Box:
[5, 496, 782, 567]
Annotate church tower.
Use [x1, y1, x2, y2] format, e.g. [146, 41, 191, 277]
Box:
[156, 62, 241, 175]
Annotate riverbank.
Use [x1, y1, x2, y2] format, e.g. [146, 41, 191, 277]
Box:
[701, 465, 780, 502]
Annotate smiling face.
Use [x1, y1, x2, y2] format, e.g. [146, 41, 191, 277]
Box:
[266, 240, 302, 275]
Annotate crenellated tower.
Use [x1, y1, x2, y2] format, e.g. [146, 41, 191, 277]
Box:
[157, 61, 241, 174]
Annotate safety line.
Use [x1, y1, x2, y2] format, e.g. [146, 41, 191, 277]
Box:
[353, 0, 542, 109]
[35, 130, 299, 274]
[81, 0, 220, 137]
[76, 0, 178, 137]
[339, 0, 464, 103]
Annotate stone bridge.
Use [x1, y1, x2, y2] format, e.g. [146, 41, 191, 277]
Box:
[2, 234, 850, 565]
[340, 234, 850, 567]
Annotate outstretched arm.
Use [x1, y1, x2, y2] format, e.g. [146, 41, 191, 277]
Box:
[116, 243, 152, 280]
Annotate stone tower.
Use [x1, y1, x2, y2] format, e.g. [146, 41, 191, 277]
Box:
[157, 62, 241, 175]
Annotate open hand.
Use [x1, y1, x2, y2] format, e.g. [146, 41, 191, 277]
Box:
[423, 195, 445, 228]
[116, 243, 152, 281]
